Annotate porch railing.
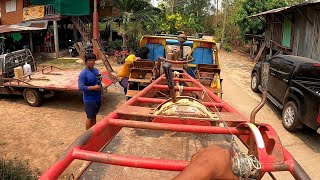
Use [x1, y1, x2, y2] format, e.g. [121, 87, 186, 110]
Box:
[44, 4, 58, 16]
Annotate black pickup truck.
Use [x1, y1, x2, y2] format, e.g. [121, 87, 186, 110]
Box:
[251, 55, 320, 132]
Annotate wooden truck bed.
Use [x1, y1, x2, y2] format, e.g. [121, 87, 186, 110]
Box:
[3, 67, 114, 91]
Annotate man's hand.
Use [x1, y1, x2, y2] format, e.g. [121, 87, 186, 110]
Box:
[173, 146, 238, 180]
[88, 84, 101, 91]
[93, 84, 101, 91]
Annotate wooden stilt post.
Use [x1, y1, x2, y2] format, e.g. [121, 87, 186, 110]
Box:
[29, 32, 34, 53]
[73, 25, 78, 42]
[53, 20, 59, 58]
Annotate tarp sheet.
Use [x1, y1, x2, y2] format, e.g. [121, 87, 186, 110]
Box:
[0, 21, 48, 34]
[30, 0, 90, 16]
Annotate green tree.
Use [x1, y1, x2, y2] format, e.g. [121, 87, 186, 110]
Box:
[179, 0, 214, 17]
[234, 0, 288, 38]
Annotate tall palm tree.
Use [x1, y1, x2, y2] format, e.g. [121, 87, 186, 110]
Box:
[101, 0, 159, 49]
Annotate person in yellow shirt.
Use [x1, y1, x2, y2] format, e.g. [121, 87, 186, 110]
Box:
[118, 47, 150, 94]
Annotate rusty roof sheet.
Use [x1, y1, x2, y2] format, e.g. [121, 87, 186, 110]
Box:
[248, 1, 320, 17]
[0, 20, 48, 34]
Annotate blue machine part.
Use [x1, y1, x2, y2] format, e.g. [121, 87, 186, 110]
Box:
[166, 39, 193, 46]
[145, 43, 165, 60]
[191, 47, 214, 65]
[187, 67, 196, 78]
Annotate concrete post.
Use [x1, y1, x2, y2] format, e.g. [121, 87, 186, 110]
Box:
[53, 20, 59, 58]
[93, 0, 99, 57]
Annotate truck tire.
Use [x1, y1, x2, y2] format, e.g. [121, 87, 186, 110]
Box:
[23, 88, 42, 107]
[251, 72, 259, 92]
[282, 101, 301, 132]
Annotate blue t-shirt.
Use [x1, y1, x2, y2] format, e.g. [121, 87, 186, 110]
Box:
[78, 68, 102, 103]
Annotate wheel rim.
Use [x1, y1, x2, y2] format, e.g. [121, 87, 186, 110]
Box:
[26, 91, 36, 104]
[252, 75, 257, 89]
[284, 106, 295, 126]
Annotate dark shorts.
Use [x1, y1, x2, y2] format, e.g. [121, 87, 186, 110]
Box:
[84, 101, 101, 119]
[119, 78, 138, 95]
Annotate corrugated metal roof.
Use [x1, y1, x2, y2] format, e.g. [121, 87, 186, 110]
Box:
[248, 1, 320, 18]
[0, 20, 48, 34]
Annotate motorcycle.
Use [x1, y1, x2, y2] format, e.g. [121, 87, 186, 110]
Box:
[68, 40, 79, 57]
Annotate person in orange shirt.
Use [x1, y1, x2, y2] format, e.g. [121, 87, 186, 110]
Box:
[118, 47, 150, 94]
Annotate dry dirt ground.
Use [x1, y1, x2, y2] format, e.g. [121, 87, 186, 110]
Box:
[0, 51, 319, 179]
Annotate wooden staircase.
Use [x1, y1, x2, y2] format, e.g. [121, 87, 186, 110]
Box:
[71, 16, 92, 42]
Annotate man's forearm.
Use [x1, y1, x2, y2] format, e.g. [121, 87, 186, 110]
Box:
[88, 85, 100, 91]
[173, 164, 215, 180]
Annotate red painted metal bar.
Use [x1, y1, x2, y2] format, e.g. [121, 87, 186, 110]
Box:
[162, 77, 194, 82]
[107, 118, 251, 135]
[137, 97, 166, 104]
[126, 74, 166, 106]
[72, 148, 188, 171]
[153, 84, 203, 91]
[183, 72, 245, 117]
[137, 97, 224, 108]
[40, 147, 77, 180]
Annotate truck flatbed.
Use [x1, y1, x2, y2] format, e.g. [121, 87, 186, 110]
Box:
[3, 68, 113, 91]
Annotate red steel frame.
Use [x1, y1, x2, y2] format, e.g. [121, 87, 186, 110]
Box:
[40, 71, 310, 180]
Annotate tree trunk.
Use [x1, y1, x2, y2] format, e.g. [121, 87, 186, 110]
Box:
[221, 5, 227, 46]
[122, 34, 127, 50]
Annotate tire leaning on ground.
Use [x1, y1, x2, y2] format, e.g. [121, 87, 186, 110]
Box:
[282, 101, 301, 132]
[23, 88, 43, 107]
[251, 72, 259, 92]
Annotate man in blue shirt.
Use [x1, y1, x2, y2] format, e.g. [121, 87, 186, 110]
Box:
[78, 53, 102, 130]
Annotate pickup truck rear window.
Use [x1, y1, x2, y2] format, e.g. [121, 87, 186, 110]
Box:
[297, 63, 320, 80]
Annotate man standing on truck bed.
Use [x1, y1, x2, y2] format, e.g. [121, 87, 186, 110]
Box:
[78, 53, 102, 130]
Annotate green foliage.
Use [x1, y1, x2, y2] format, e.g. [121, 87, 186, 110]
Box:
[99, 22, 107, 31]
[108, 39, 122, 51]
[223, 44, 233, 52]
[101, 0, 160, 49]
[0, 158, 40, 179]
[234, 0, 288, 38]
[158, 3, 204, 35]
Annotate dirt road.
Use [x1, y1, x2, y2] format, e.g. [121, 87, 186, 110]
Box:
[0, 51, 319, 179]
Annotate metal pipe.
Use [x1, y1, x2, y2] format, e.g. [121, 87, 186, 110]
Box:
[282, 148, 311, 180]
[162, 63, 176, 102]
[250, 91, 267, 124]
[183, 72, 244, 116]
[126, 74, 166, 106]
[291, 159, 311, 180]
[108, 118, 250, 135]
[73, 148, 188, 171]
[250, 62, 270, 124]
